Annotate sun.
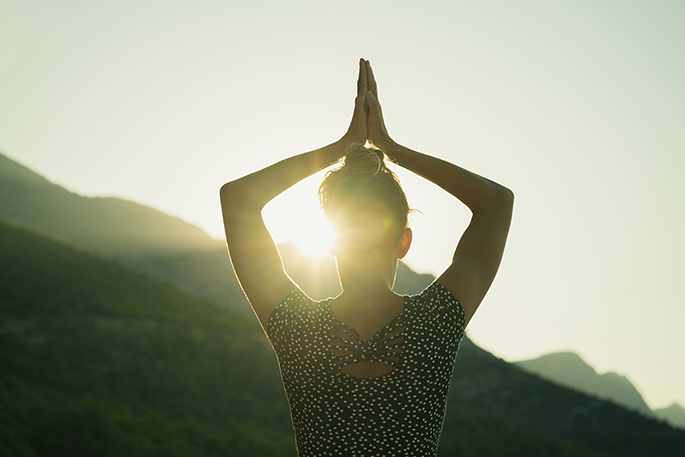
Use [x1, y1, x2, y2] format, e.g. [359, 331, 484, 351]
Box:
[261, 174, 337, 260]
[293, 212, 335, 258]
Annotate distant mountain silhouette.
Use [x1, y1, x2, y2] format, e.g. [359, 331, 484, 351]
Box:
[3, 217, 684, 456]
[0, 152, 218, 256]
[514, 352, 653, 416]
[448, 345, 685, 456]
[654, 403, 685, 430]
[0, 151, 248, 311]
[0, 151, 437, 314]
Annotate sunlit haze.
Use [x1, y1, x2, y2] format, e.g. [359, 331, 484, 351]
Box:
[264, 174, 336, 258]
[1, 1, 683, 410]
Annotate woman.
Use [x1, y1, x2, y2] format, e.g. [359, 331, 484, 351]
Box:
[220, 59, 513, 457]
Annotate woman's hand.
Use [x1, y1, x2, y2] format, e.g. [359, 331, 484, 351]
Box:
[365, 61, 396, 151]
[340, 59, 369, 147]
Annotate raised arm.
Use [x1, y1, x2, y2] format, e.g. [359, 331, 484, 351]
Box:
[364, 60, 513, 327]
[221, 59, 370, 330]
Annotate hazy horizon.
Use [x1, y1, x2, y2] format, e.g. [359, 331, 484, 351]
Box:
[1, 0, 683, 409]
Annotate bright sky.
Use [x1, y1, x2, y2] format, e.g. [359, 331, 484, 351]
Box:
[1, 0, 683, 410]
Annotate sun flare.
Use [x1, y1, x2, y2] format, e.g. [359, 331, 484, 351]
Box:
[261, 175, 338, 260]
[293, 218, 335, 258]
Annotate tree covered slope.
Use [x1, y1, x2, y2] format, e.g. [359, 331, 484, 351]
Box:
[0, 218, 295, 457]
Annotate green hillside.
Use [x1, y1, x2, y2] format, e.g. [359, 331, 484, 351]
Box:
[0, 218, 295, 456]
[4, 219, 684, 456]
[0, 218, 590, 457]
[2, 151, 684, 456]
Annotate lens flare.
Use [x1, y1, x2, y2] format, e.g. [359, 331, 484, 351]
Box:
[294, 217, 335, 258]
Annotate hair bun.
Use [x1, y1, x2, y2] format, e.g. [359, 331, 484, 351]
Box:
[319, 144, 410, 240]
[342, 147, 385, 187]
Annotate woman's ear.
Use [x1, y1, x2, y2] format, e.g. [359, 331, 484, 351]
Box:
[397, 228, 413, 259]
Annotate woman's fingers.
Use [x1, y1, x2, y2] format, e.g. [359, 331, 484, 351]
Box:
[366, 60, 378, 99]
[341, 59, 369, 146]
[357, 58, 368, 98]
[354, 59, 368, 117]
[366, 90, 393, 148]
[366, 90, 380, 122]
[366, 90, 382, 131]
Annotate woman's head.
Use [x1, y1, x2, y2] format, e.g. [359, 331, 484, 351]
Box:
[319, 145, 411, 255]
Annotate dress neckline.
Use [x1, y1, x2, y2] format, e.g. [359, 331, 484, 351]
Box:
[326, 295, 408, 343]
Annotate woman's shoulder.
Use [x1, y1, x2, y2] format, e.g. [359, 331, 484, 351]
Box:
[412, 280, 461, 305]
[266, 287, 329, 335]
[408, 281, 465, 327]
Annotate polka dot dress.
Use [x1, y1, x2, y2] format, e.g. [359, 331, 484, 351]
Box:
[267, 282, 465, 457]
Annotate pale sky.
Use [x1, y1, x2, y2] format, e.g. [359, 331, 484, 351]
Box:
[1, 0, 683, 409]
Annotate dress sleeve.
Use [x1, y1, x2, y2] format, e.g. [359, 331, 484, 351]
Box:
[266, 287, 311, 354]
[432, 282, 464, 315]
[419, 281, 466, 344]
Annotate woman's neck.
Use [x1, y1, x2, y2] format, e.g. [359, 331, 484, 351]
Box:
[332, 258, 405, 340]
[335, 253, 400, 305]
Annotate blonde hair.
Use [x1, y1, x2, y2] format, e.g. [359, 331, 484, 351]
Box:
[318, 145, 410, 244]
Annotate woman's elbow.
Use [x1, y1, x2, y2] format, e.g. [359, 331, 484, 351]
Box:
[219, 181, 235, 200]
[488, 183, 514, 209]
[220, 181, 263, 224]
[499, 185, 514, 205]
[220, 182, 244, 219]
[220, 181, 246, 208]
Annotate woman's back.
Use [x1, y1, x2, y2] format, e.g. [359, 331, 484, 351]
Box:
[268, 283, 465, 456]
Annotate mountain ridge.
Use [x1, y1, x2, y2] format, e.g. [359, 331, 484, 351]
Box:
[0, 151, 436, 313]
[514, 351, 685, 429]
[653, 403, 685, 429]
[0, 151, 256, 312]
[0, 151, 219, 256]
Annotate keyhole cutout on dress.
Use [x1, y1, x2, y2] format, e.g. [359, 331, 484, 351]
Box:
[330, 317, 405, 378]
